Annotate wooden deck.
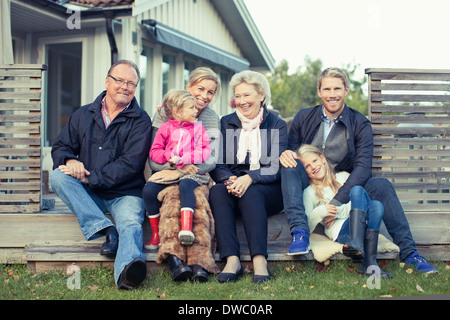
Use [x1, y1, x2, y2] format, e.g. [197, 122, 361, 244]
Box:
[1, 66, 449, 272]
[0, 194, 448, 272]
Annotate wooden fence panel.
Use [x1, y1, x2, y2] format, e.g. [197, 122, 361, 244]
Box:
[0, 64, 47, 213]
[366, 68, 450, 212]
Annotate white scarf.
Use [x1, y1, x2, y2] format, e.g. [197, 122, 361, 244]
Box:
[236, 107, 264, 170]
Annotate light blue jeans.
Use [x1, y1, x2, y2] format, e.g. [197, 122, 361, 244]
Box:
[50, 169, 146, 284]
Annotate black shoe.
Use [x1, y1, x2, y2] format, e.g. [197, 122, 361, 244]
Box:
[217, 265, 243, 283]
[191, 264, 209, 282]
[100, 233, 119, 258]
[167, 255, 192, 281]
[253, 274, 271, 284]
[117, 258, 147, 290]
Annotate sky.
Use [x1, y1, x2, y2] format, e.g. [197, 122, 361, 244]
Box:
[243, 0, 450, 80]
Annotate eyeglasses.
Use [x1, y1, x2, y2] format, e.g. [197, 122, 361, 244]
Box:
[108, 75, 138, 90]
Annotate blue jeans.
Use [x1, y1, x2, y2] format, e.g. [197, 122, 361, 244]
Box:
[336, 186, 384, 244]
[280, 160, 310, 233]
[364, 178, 416, 260]
[50, 169, 146, 284]
[281, 162, 416, 260]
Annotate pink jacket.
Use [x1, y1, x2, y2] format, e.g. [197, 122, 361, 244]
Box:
[150, 120, 211, 167]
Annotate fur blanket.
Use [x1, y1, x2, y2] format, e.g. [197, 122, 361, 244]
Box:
[156, 184, 220, 274]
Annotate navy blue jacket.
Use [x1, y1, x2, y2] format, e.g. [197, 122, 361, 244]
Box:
[288, 104, 373, 204]
[51, 91, 152, 199]
[210, 106, 288, 185]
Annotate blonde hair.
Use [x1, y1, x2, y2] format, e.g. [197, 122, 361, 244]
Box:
[230, 70, 271, 105]
[297, 144, 342, 205]
[159, 90, 196, 121]
[317, 67, 349, 90]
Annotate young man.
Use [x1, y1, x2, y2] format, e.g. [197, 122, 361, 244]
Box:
[50, 60, 153, 289]
[280, 67, 437, 274]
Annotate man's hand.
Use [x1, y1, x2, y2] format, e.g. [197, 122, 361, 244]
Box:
[60, 159, 90, 184]
[279, 150, 299, 168]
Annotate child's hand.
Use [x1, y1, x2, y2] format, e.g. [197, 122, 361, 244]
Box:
[169, 156, 182, 166]
[322, 214, 336, 228]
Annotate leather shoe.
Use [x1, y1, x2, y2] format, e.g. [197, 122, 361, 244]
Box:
[217, 265, 243, 283]
[253, 274, 271, 284]
[117, 258, 147, 290]
[190, 264, 209, 282]
[100, 233, 118, 258]
[167, 254, 192, 281]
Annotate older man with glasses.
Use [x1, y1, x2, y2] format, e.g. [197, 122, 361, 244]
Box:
[50, 60, 152, 290]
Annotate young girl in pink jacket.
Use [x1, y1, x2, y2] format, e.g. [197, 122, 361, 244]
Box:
[143, 90, 211, 246]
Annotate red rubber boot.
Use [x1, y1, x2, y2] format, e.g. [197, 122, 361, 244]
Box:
[178, 208, 195, 245]
[144, 214, 160, 249]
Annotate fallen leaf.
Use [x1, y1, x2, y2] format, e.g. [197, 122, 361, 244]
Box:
[390, 286, 397, 291]
[379, 261, 388, 268]
[380, 295, 392, 298]
[446, 262, 450, 270]
[323, 260, 331, 266]
[347, 266, 356, 273]
[309, 285, 315, 289]
[406, 268, 413, 274]
[416, 284, 424, 293]
[399, 262, 405, 268]
[316, 263, 327, 272]
[88, 285, 99, 291]
[338, 280, 345, 285]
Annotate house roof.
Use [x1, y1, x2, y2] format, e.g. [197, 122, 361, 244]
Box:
[10, 0, 274, 72]
[66, 0, 134, 8]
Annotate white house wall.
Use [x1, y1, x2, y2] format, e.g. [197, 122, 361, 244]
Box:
[137, 0, 242, 57]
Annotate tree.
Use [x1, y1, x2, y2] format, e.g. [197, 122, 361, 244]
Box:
[266, 57, 368, 118]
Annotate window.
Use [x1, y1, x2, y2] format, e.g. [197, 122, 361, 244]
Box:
[45, 42, 82, 146]
[162, 54, 175, 96]
[184, 61, 196, 87]
[139, 46, 152, 112]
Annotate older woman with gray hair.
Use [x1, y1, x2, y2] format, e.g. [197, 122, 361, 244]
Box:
[209, 70, 288, 283]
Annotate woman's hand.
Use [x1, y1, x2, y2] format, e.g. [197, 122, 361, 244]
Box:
[148, 169, 180, 182]
[178, 164, 199, 175]
[225, 174, 253, 198]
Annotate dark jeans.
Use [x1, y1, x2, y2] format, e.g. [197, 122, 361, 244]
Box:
[142, 178, 200, 215]
[281, 161, 416, 260]
[209, 182, 284, 260]
[336, 186, 384, 245]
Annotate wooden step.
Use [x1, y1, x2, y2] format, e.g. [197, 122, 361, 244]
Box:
[2, 209, 449, 272]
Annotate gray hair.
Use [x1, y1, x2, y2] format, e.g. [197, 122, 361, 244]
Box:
[230, 70, 271, 105]
[108, 59, 140, 83]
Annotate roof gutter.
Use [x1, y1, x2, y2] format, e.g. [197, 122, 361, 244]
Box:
[104, 11, 119, 65]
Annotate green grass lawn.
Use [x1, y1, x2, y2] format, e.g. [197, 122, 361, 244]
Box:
[1, 260, 449, 302]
